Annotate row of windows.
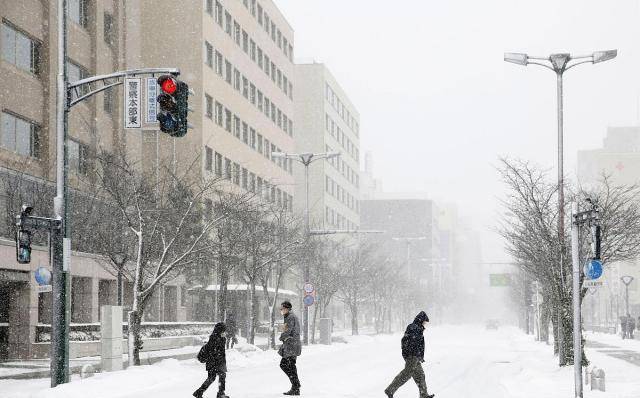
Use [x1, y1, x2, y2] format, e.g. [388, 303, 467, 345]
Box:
[207, 0, 293, 100]
[204, 42, 293, 137]
[325, 144, 359, 189]
[325, 113, 359, 162]
[326, 83, 359, 136]
[325, 175, 359, 213]
[325, 206, 357, 231]
[239, 0, 293, 62]
[204, 95, 293, 175]
[204, 146, 293, 211]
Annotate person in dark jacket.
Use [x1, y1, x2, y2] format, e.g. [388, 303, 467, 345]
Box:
[278, 300, 302, 396]
[194, 322, 229, 398]
[629, 314, 636, 339]
[385, 311, 434, 398]
[226, 312, 238, 349]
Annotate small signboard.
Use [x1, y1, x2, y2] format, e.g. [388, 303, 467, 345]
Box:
[303, 282, 314, 294]
[37, 285, 52, 293]
[146, 77, 158, 124]
[124, 77, 142, 129]
[584, 280, 604, 288]
[303, 295, 315, 306]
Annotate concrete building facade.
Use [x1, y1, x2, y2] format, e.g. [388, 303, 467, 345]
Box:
[0, 0, 298, 360]
[294, 62, 361, 230]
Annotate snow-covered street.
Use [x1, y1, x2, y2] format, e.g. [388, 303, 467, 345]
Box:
[3, 325, 640, 398]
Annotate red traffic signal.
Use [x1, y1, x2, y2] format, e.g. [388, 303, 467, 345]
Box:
[158, 75, 178, 95]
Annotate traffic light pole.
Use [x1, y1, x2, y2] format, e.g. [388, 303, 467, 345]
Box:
[51, 1, 180, 385]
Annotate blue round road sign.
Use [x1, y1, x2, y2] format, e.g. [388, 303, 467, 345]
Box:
[34, 267, 52, 285]
[303, 295, 315, 306]
[584, 259, 603, 280]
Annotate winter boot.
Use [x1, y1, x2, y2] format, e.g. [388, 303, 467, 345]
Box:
[283, 387, 300, 396]
[217, 392, 229, 398]
[384, 389, 393, 398]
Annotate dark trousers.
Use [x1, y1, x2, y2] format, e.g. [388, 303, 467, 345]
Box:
[386, 357, 429, 397]
[195, 370, 226, 395]
[280, 357, 301, 388]
[226, 335, 237, 349]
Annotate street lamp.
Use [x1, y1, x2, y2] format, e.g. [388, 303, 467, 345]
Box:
[271, 151, 340, 345]
[621, 275, 634, 316]
[504, 49, 617, 374]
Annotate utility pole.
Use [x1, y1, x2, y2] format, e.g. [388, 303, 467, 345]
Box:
[621, 276, 634, 316]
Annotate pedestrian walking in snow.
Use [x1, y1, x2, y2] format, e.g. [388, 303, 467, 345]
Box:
[629, 314, 636, 339]
[278, 300, 302, 396]
[226, 313, 238, 349]
[194, 322, 229, 398]
[385, 311, 434, 398]
[621, 316, 628, 339]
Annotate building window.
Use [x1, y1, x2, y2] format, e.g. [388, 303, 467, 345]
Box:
[242, 168, 248, 189]
[234, 115, 241, 138]
[69, 139, 89, 175]
[250, 128, 256, 149]
[215, 51, 223, 76]
[215, 1, 223, 26]
[180, 286, 188, 307]
[233, 68, 241, 91]
[234, 21, 241, 46]
[288, 44, 293, 62]
[104, 12, 117, 46]
[205, 41, 213, 67]
[250, 40, 256, 62]
[249, 172, 256, 192]
[242, 76, 249, 98]
[205, 94, 213, 118]
[242, 30, 249, 53]
[104, 89, 114, 114]
[264, 14, 270, 34]
[224, 108, 232, 132]
[67, 61, 89, 94]
[206, 0, 213, 15]
[1, 112, 40, 158]
[250, 84, 256, 105]
[250, 0, 257, 16]
[205, 146, 213, 171]
[215, 152, 223, 176]
[257, 134, 263, 154]
[271, 22, 276, 41]
[1, 23, 41, 75]
[68, 0, 89, 28]
[225, 60, 232, 84]
[257, 91, 263, 112]
[215, 101, 223, 126]
[242, 122, 248, 144]
[257, 47, 263, 69]
[233, 163, 240, 185]
[224, 158, 232, 180]
[271, 62, 276, 82]
[257, 4, 263, 25]
[277, 30, 282, 49]
[264, 139, 270, 159]
[225, 11, 232, 36]
[264, 55, 270, 75]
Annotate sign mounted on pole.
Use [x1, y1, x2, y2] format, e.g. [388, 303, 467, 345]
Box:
[303, 282, 314, 294]
[146, 77, 158, 124]
[124, 77, 141, 129]
[584, 259, 603, 280]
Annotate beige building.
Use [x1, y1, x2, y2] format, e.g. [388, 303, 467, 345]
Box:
[578, 126, 640, 327]
[294, 62, 361, 230]
[0, 0, 297, 360]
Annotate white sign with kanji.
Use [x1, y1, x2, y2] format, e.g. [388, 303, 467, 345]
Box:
[124, 77, 141, 129]
[146, 77, 158, 124]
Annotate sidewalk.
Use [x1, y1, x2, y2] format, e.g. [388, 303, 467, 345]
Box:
[586, 331, 640, 367]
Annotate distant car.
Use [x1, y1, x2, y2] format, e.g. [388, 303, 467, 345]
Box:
[486, 319, 500, 330]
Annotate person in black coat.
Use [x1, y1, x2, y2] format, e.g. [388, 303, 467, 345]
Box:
[194, 322, 229, 398]
[385, 311, 434, 398]
[278, 300, 302, 396]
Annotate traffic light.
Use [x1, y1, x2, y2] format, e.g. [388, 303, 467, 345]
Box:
[157, 75, 189, 137]
[15, 205, 34, 264]
[16, 229, 32, 264]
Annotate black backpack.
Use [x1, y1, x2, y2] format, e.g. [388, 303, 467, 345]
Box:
[197, 343, 209, 363]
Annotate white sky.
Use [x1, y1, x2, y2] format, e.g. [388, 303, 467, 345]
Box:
[275, 0, 640, 261]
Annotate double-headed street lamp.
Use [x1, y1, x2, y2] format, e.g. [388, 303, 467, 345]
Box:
[271, 151, 340, 345]
[505, 49, 616, 398]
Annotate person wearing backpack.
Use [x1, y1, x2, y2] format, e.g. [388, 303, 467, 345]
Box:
[194, 322, 229, 398]
[384, 311, 434, 398]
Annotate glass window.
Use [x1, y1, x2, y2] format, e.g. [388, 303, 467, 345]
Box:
[69, 139, 89, 175]
[277, 69, 282, 89]
[225, 11, 232, 36]
[242, 76, 249, 98]
[242, 122, 248, 144]
[257, 134, 263, 154]
[205, 94, 213, 118]
[250, 84, 256, 105]
[242, 168, 248, 189]
[233, 163, 240, 185]
[2, 23, 40, 75]
[257, 90, 263, 112]
[257, 47, 263, 68]
[250, 128, 256, 149]
[257, 4, 263, 25]
[234, 115, 241, 138]
[233, 68, 241, 91]
[250, 40, 256, 62]
[1, 112, 39, 158]
[271, 62, 276, 82]
[215, 51, 223, 75]
[215, 152, 223, 176]
[225, 60, 232, 84]
[224, 108, 232, 132]
[215, 101, 223, 126]
[206, 0, 213, 15]
[242, 30, 249, 53]
[205, 146, 213, 171]
[251, 0, 256, 16]
[68, 0, 88, 28]
[215, 1, 223, 26]
[277, 30, 282, 49]
[234, 21, 241, 46]
[264, 14, 270, 34]
[264, 139, 270, 159]
[204, 42, 213, 67]
[271, 22, 276, 41]
[224, 158, 232, 180]
[104, 12, 117, 46]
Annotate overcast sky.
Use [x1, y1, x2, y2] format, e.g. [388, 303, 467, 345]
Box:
[275, 0, 640, 261]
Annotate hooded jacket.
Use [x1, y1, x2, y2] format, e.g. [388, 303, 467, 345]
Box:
[203, 322, 227, 372]
[401, 311, 429, 361]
